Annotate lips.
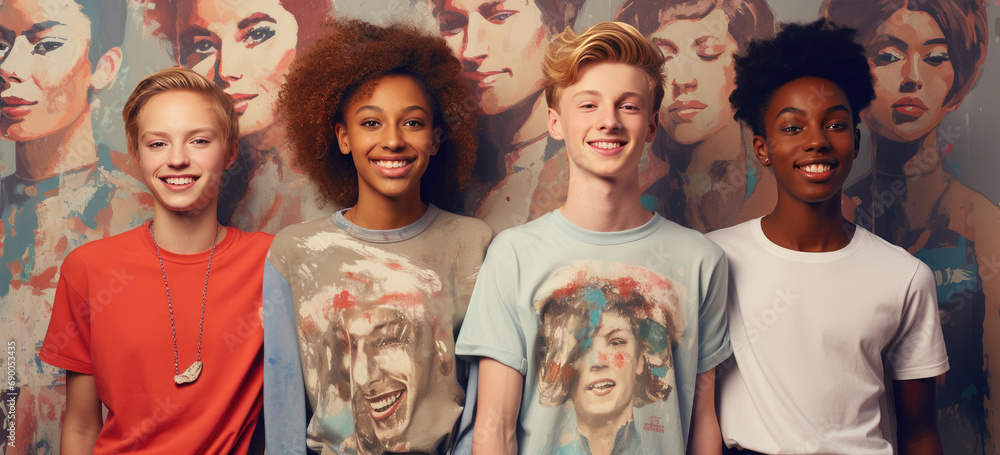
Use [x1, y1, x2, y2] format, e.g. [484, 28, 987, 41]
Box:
[160, 175, 199, 190]
[891, 97, 928, 118]
[1, 96, 36, 118]
[367, 389, 405, 421]
[372, 157, 415, 177]
[228, 93, 258, 115]
[588, 140, 626, 156]
[794, 160, 838, 182]
[466, 70, 509, 87]
[667, 99, 708, 121]
[586, 379, 616, 396]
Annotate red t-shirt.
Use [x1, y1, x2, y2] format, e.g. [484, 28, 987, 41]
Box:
[41, 223, 273, 454]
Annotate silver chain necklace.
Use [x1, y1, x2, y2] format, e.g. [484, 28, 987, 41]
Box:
[148, 220, 219, 385]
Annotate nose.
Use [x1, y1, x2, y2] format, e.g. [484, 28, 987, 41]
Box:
[216, 44, 243, 85]
[584, 345, 609, 371]
[166, 144, 191, 168]
[351, 346, 382, 391]
[0, 37, 32, 85]
[598, 105, 622, 132]
[899, 52, 923, 92]
[803, 125, 832, 153]
[667, 55, 697, 96]
[462, 15, 488, 69]
[381, 124, 404, 151]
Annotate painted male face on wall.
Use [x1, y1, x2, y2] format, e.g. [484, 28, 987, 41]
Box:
[862, 9, 955, 144]
[177, 0, 299, 137]
[650, 9, 739, 145]
[436, 0, 549, 115]
[0, 0, 93, 142]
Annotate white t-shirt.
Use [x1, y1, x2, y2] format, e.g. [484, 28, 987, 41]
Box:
[456, 210, 731, 454]
[708, 218, 949, 454]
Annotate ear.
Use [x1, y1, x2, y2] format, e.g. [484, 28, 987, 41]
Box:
[90, 47, 122, 92]
[853, 127, 861, 159]
[225, 141, 239, 169]
[430, 126, 442, 156]
[334, 123, 350, 155]
[752, 135, 770, 166]
[547, 108, 564, 141]
[645, 110, 659, 143]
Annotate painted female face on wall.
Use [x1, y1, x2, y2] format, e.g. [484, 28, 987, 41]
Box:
[862, 9, 955, 144]
[570, 311, 642, 423]
[437, 0, 549, 116]
[650, 9, 739, 145]
[177, 0, 299, 137]
[0, 0, 93, 142]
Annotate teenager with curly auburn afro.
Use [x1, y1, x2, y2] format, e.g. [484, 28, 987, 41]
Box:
[264, 19, 492, 454]
[709, 18, 948, 455]
[278, 19, 478, 213]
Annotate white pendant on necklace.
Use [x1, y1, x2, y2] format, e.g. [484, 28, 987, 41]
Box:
[174, 361, 203, 385]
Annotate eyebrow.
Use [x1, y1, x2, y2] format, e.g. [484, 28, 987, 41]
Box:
[354, 105, 431, 116]
[925, 38, 948, 47]
[140, 127, 219, 138]
[20, 21, 63, 41]
[872, 34, 909, 52]
[237, 13, 276, 30]
[774, 104, 850, 119]
[570, 90, 646, 101]
[477, 1, 504, 16]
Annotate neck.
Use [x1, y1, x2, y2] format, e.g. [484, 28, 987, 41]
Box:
[150, 203, 224, 254]
[483, 92, 544, 148]
[577, 414, 631, 455]
[14, 112, 96, 181]
[561, 164, 651, 232]
[761, 192, 852, 252]
[511, 96, 549, 145]
[347, 187, 427, 230]
[668, 122, 745, 174]
[872, 130, 941, 177]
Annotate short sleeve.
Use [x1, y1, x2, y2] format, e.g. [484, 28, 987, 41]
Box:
[263, 258, 308, 453]
[887, 262, 950, 380]
[697, 251, 732, 373]
[454, 237, 529, 375]
[40, 263, 95, 375]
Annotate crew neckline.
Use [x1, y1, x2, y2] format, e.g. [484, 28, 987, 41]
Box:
[750, 217, 865, 263]
[549, 209, 663, 245]
[333, 204, 440, 244]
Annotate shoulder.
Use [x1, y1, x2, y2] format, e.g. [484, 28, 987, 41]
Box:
[429, 209, 493, 244]
[269, 215, 336, 254]
[65, 226, 144, 264]
[228, 228, 274, 254]
[653, 217, 726, 261]
[851, 227, 931, 283]
[705, 219, 754, 250]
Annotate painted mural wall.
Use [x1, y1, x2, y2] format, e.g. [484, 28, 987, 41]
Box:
[1, 0, 998, 453]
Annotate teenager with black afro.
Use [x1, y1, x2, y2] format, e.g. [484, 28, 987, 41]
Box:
[708, 19, 949, 455]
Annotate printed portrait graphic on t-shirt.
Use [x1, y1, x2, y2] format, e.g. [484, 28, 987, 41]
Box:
[294, 233, 463, 454]
[533, 261, 686, 455]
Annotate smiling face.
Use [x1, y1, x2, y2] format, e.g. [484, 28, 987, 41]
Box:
[651, 9, 739, 145]
[136, 90, 234, 214]
[0, 0, 93, 142]
[548, 62, 658, 181]
[436, 0, 549, 115]
[755, 77, 857, 206]
[570, 311, 641, 423]
[336, 75, 439, 205]
[343, 305, 428, 447]
[862, 9, 954, 144]
[176, 0, 298, 137]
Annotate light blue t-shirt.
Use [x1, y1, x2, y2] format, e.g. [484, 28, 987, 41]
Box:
[456, 210, 731, 454]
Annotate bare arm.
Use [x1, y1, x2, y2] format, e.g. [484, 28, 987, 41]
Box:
[472, 357, 523, 455]
[688, 369, 722, 455]
[62, 372, 103, 455]
[894, 377, 943, 455]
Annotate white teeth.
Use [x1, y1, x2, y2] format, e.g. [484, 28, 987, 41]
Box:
[588, 381, 615, 390]
[370, 390, 403, 412]
[164, 177, 195, 185]
[591, 141, 623, 150]
[801, 163, 832, 173]
[374, 160, 411, 169]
